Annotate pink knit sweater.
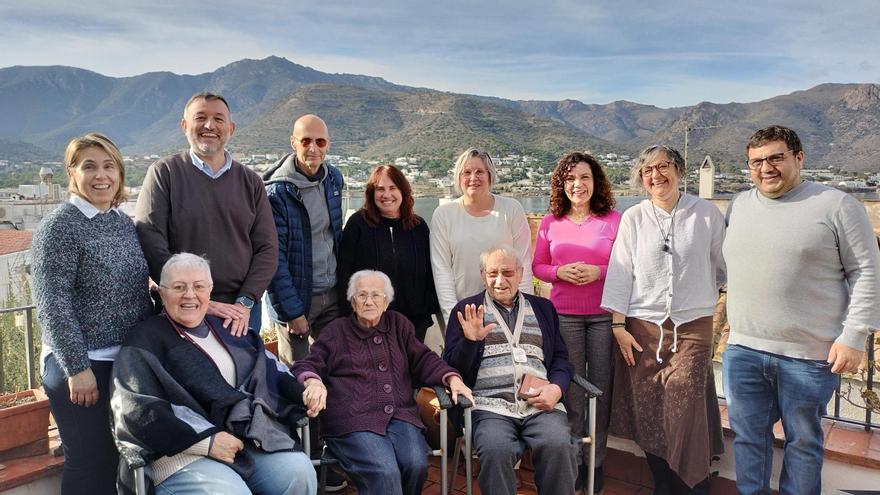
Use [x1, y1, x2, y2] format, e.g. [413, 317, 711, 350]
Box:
[532, 210, 622, 315]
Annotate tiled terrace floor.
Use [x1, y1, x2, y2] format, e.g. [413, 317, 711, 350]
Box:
[2, 413, 877, 494]
[332, 450, 741, 494]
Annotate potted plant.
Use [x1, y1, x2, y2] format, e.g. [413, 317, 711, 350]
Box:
[0, 388, 50, 461]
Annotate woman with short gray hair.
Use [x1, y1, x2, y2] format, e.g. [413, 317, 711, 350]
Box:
[293, 269, 472, 495]
[111, 253, 316, 494]
[602, 144, 725, 493]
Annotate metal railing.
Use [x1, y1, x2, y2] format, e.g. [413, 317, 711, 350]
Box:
[0, 304, 38, 391]
[830, 333, 876, 431]
[1, 303, 877, 432]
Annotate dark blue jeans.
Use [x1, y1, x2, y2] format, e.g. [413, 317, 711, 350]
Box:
[324, 419, 430, 495]
[42, 355, 118, 495]
[723, 344, 838, 495]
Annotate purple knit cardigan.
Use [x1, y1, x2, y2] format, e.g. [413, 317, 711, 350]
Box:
[292, 311, 458, 437]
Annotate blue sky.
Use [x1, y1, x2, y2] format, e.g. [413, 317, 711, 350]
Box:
[1, 0, 877, 108]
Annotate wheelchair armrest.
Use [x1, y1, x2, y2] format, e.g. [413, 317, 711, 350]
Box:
[571, 375, 603, 399]
[118, 445, 147, 470]
[432, 385, 473, 409]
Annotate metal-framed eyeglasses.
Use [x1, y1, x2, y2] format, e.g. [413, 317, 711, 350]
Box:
[747, 149, 795, 170]
[295, 137, 329, 148]
[640, 161, 673, 178]
[159, 282, 213, 295]
[354, 291, 387, 304]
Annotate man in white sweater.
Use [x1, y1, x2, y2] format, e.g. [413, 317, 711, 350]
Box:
[722, 125, 880, 495]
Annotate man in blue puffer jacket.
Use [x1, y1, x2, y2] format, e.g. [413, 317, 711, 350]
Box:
[263, 114, 344, 366]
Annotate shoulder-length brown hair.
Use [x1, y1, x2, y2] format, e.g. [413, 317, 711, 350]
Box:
[64, 132, 128, 208]
[549, 152, 615, 218]
[361, 164, 420, 230]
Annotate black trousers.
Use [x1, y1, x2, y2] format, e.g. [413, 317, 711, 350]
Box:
[42, 356, 118, 495]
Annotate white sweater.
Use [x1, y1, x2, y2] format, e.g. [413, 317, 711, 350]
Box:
[430, 194, 534, 323]
[601, 194, 726, 359]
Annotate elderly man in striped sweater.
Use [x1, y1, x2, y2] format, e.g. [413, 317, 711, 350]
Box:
[443, 246, 576, 495]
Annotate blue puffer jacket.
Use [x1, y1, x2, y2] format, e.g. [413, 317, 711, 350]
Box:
[263, 153, 344, 323]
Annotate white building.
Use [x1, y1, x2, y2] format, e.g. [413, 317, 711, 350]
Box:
[0, 230, 32, 306]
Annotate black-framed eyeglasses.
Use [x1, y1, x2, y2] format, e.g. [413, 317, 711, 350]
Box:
[748, 150, 795, 170]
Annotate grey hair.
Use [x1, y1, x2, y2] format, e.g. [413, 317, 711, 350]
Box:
[629, 145, 686, 190]
[479, 246, 523, 271]
[346, 270, 395, 304]
[452, 148, 497, 195]
[160, 252, 212, 286]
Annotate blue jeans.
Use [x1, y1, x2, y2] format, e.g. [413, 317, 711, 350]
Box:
[155, 445, 315, 495]
[42, 355, 117, 495]
[722, 345, 838, 495]
[324, 419, 430, 495]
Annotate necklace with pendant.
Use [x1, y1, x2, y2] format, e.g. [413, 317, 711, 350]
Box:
[650, 195, 680, 253]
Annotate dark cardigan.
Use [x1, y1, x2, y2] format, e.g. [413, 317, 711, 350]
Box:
[442, 291, 574, 393]
[112, 314, 307, 462]
[291, 311, 457, 437]
[336, 212, 439, 330]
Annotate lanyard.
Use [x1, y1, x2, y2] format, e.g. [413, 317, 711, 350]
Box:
[483, 292, 527, 362]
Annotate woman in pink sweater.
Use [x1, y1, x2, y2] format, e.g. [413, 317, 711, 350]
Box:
[532, 152, 621, 493]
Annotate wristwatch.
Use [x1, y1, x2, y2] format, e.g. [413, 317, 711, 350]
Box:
[235, 296, 255, 309]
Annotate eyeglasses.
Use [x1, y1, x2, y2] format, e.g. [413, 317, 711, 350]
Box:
[296, 137, 329, 148]
[160, 282, 213, 295]
[484, 269, 518, 278]
[640, 161, 673, 177]
[747, 150, 795, 170]
[354, 292, 387, 304]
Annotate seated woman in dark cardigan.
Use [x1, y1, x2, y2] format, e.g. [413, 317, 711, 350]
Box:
[293, 269, 472, 495]
[112, 253, 316, 495]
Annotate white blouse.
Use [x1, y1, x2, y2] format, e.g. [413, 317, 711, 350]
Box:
[601, 194, 726, 330]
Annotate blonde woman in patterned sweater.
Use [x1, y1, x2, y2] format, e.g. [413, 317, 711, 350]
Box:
[32, 133, 153, 495]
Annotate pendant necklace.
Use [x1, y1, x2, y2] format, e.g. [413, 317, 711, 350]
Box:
[650, 195, 681, 253]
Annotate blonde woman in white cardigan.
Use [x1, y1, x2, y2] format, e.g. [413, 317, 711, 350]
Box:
[430, 148, 533, 324]
[601, 145, 725, 494]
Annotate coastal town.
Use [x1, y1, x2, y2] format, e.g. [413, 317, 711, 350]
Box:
[2, 149, 879, 231]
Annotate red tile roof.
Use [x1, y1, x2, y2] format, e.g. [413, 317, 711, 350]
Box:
[0, 230, 33, 256]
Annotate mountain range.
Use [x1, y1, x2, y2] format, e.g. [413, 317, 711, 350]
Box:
[1, 56, 879, 171]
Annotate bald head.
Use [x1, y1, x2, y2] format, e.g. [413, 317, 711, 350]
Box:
[291, 114, 330, 174]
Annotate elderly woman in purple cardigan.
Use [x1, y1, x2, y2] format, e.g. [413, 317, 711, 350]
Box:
[293, 269, 472, 495]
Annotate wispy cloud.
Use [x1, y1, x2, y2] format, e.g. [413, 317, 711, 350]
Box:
[1, 0, 877, 107]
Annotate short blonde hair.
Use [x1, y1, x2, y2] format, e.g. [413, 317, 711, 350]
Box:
[452, 148, 497, 195]
[64, 132, 127, 207]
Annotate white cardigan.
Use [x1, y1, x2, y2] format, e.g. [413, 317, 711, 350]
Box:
[430, 194, 534, 323]
[601, 195, 725, 360]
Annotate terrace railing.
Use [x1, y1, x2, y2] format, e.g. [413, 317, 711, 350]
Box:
[0, 303, 876, 431]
